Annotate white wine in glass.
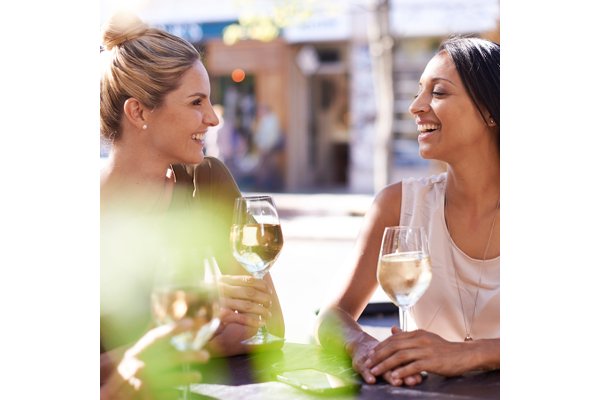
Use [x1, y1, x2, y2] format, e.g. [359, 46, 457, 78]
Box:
[377, 226, 432, 332]
[230, 195, 284, 346]
[151, 253, 221, 399]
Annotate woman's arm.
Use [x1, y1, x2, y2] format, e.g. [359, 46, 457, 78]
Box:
[101, 320, 210, 399]
[193, 158, 285, 354]
[315, 183, 403, 383]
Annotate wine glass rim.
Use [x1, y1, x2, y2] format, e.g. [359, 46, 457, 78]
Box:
[237, 195, 273, 200]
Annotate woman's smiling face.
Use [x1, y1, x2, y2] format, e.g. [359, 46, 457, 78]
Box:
[409, 51, 491, 163]
[145, 60, 219, 165]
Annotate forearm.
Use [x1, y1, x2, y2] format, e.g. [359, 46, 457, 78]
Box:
[315, 306, 377, 357]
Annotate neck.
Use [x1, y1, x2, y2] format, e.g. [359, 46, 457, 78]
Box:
[445, 159, 499, 215]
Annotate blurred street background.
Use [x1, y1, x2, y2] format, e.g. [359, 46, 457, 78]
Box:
[100, 0, 500, 343]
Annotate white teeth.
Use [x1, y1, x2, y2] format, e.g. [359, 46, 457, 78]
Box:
[192, 133, 206, 141]
[417, 123, 440, 132]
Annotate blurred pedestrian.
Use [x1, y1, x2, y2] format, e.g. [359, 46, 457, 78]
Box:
[316, 37, 500, 386]
[253, 103, 284, 190]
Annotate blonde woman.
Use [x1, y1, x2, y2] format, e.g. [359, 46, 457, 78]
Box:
[100, 12, 284, 398]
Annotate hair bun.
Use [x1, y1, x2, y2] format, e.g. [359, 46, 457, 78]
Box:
[101, 11, 148, 51]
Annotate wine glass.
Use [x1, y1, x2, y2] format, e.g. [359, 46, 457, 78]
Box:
[376, 226, 432, 332]
[230, 195, 284, 345]
[151, 251, 222, 400]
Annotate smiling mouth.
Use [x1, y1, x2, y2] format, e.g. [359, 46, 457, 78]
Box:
[191, 133, 206, 141]
[417, 123, 441, 133]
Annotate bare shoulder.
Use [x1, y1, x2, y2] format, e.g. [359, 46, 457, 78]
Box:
[369, 182, 402, 221]
[374, 181, 402, 206]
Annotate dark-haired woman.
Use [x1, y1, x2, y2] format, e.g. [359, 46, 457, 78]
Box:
[315, 37, 500, 386]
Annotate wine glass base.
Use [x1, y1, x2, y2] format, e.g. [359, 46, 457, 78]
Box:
[242, 332, 285, 351]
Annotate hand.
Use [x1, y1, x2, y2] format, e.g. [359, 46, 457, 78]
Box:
[365, 326, 470, 386]
[103, 319, 210, 400]
[217, 275, 273, 329]
[345, 334, 400, 386]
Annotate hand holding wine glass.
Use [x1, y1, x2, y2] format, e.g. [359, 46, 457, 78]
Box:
[230, 195, 284, 346]
[151, 252, 222, 399]
[377, 226, 432, 332]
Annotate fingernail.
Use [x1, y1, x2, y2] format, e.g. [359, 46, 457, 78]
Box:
[370, 367, 380, 375]
[364, 358, 373, 367]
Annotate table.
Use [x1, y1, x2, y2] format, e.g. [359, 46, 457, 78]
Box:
[191, 342, 499, 400]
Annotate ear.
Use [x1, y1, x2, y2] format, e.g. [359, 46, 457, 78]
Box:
[484, 112, 497, 127]
[123, 98, 150, 130]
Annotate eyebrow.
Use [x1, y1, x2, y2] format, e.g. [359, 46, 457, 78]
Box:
[418, 77, 457, 87]
[188, 92, 208, 99]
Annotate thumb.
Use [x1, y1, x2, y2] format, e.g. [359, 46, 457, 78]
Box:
[391, 325, 402, 335]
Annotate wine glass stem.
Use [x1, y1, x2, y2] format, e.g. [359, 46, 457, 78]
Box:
[399, 307, 408, 332]
[255, 277, 269, 341]
[182, 363, 191, 400]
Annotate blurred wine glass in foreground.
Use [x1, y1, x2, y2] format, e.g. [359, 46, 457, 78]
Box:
[151, 252, 221, 399]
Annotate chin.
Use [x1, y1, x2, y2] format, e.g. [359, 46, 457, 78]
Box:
[418, 145, 434, 160]
[184, 152, 205, 165]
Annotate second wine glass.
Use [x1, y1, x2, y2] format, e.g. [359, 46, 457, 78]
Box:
[230, 195, 284, 346]
[151, 252, 222, 400]
[377, 226, 432, 332]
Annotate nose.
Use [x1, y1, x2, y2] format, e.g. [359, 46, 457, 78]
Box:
[204, 104, 220, 127]
[409, 92, 430, 116]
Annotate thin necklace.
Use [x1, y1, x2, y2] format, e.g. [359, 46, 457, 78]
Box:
[447, 198, 499, 342]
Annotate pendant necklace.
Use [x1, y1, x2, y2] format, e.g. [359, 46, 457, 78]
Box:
[447, 198, 499, 342]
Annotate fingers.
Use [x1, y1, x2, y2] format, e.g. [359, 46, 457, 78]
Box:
[390, 364, 425, 386]
[219, 275, 273, 321]
[220, 275, 270, 293]
[219, 308, 262, 328]
[366, 329, 424, 370]
[220, 297, 271, 320]
[402, 373, 423, 386]
[222, 284, 272, 305]
[382, 370, 403, 387]
[352, 355, 377, 385]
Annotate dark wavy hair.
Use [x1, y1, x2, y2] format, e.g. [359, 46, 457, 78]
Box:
[439, 37, 500, 135]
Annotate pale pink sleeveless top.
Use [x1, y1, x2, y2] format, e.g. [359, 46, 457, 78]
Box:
[400, 173, 500, 342]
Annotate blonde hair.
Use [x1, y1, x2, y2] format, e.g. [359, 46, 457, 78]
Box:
[100, 12, 201, 141]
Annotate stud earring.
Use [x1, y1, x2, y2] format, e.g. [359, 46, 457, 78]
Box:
[142, 124, 148, 130]
[489, 118, 495, 126]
